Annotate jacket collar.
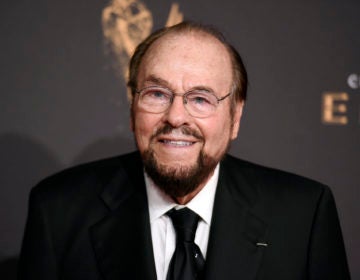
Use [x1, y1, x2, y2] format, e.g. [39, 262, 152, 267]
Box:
[203, 155, 268, 279]
[90, 152, 157, 280]
[90, 153, 267, 280]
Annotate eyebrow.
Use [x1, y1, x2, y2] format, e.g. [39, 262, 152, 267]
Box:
[143, 74, 215, 94]
[143, 75, 170, 88]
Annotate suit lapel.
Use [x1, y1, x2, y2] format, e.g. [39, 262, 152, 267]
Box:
[90, 153, 157, 280]
[89, 153, 267, 280]
[203, 156, 268, 280]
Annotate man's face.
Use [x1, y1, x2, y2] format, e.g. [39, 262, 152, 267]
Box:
[131, 32, 243, 197]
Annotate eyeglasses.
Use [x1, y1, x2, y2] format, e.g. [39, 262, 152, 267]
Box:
[135, 86, 232, 118]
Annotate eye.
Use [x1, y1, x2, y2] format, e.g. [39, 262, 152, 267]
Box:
[147, 89, 166, 98]
[193, 96, 210, 104]
[187, 92, 216, 106]
[141, 88, 171, 102]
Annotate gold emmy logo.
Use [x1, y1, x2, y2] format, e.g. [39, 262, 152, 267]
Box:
[102, 0, 183, 99]
[322, 92, 349, 125]
[321, 73, 360, 126]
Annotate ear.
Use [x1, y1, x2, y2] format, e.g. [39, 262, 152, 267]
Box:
[130, 117, 134, 131]
[231, 101, 244, 140]
[130, 105, 135, 132]
[130, 111, 135, 132]
[128, 88, 136, 132]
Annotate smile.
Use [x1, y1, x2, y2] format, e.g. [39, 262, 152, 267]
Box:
[160, 140, 195, 146]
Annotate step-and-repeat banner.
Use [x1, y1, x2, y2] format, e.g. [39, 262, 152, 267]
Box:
[1, 0, 359, 278]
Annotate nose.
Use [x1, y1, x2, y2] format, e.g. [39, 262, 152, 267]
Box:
[163, 95, 191, 127]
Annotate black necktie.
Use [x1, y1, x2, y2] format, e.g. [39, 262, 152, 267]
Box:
[166, 207, 205, 280]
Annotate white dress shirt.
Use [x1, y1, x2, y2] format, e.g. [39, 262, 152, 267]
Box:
[145, 164, 219, 280]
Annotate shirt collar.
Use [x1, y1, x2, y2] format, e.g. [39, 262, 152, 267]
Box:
[145, 164, 219, 225]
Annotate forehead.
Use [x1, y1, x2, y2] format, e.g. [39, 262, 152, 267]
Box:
[137, 32, 233, 92]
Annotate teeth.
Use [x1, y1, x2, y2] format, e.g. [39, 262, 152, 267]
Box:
[163, 140, 193, 146]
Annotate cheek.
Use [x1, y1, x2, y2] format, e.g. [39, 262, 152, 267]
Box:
[134, 116, 151, 140]
[133, 112, 161, 148]
[197, 114, 232, 152]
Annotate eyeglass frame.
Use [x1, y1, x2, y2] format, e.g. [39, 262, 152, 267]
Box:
[134, 86, 233, 118]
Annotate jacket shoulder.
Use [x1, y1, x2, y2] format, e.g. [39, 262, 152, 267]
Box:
[30, 151, 142, 202]
[222, 154, 330, 197]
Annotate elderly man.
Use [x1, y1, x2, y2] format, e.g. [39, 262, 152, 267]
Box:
[19, 22, 350, 280]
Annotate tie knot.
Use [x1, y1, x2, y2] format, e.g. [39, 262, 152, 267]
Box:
[167, 207, 200, 242]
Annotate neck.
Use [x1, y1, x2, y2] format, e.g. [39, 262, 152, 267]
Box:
[173, 185, 205, 205]
[172, 169, 215, 205]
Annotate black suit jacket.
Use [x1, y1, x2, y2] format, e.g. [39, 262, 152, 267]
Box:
[18, 152, 350, 279]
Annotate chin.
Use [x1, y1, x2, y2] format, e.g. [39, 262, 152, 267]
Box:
[157, 156, 197, 168]
[141, 149, 218, 198]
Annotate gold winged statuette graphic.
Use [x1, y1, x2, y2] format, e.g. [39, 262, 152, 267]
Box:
[102, 0, 183, 100]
